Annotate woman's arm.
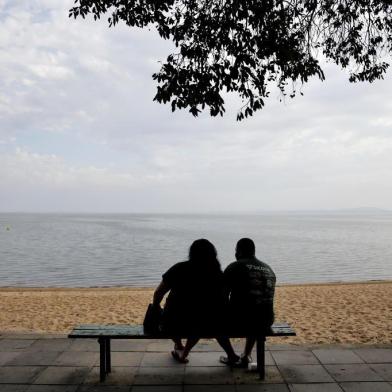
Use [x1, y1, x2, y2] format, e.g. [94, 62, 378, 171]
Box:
[153, 280, 170, 307]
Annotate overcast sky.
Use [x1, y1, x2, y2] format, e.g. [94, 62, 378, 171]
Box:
[1, 0, 392, 213]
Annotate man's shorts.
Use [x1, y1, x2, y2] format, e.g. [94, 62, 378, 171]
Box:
[227, 306, 274, 336]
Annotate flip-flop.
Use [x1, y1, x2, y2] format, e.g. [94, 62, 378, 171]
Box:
[171, 350, 189, 363]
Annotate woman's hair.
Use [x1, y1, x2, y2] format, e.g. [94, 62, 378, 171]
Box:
[188, 239, 222, 274]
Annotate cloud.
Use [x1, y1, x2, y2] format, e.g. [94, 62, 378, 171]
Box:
[0, 148, 135, 188]
[1, 0, 392, 212]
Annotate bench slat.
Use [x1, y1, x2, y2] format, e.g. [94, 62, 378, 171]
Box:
[72, 322, 294, 330]
[73, 326, 140, 331]
[68, 323, 295, 339]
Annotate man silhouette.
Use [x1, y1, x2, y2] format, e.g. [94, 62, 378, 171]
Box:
[221, 238, 276, 367]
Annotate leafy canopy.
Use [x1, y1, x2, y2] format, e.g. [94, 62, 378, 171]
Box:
[70, 1, 392, 120]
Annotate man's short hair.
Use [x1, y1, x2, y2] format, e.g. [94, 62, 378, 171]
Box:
[236, 238, 255, 257]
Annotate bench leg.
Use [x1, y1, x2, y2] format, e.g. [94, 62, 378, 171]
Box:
[256, 336, 266, 379]
[98, 337, 106, 382]
[105, 338, 111, 373]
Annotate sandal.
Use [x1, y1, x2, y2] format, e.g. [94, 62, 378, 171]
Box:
[171, 349, 189, 364]
[219, 355, 241, 366]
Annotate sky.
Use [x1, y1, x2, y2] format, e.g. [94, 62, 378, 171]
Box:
[1, 0, 392, 213]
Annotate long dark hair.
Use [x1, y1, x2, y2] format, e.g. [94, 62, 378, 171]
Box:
[188, 239, 222, 275]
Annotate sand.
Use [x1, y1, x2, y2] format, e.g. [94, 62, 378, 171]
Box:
[0, 282, 391, 344]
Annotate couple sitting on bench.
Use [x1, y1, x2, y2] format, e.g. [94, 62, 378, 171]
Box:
[153, 237, 276, 367]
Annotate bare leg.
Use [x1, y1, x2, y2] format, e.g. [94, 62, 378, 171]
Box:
[171, 338, 189, 364]
[243, 337, 256, 358]
[172, 338, 184, 350]
[182, 337, 199, 359]
[216, 337, 239, 361]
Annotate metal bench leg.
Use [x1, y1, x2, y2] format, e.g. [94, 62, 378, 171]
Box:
[98, 337, 106, 382]
[105, 338, 111, 373]
[256, 336, 266, 379]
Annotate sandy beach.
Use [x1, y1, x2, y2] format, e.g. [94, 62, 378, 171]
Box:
[0, 281, 391, 344]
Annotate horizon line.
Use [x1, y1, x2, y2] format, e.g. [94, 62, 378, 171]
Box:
[1, 207, 391, 215]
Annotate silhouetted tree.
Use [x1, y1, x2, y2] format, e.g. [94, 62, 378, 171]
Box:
[70, 1, 392, 120]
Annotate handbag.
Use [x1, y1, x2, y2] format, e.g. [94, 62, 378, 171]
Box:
[143, 303, 163, 334]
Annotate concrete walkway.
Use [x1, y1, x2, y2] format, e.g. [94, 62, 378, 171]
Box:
[0, 333, 391, 391]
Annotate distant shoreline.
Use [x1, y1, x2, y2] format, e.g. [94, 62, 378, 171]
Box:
[0, 279, 391, 291]
[1, 208, 392, 215]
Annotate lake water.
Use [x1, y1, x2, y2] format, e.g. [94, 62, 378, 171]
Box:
[0, 212, 391, 287]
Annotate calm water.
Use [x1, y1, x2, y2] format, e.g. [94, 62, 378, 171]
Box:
[0, 213, 391, 287]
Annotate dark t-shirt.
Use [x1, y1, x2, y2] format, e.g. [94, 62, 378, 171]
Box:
[224, 257, 276, 330]
[161, 261, 226, 334]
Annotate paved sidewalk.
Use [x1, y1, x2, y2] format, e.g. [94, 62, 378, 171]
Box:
[0, 333, 392, 391]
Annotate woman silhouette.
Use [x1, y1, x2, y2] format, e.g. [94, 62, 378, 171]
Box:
[153, 239, 238, 363]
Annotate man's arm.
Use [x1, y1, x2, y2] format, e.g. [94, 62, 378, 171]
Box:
[223, 263, 235, 300]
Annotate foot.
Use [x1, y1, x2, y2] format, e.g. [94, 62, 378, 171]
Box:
[219, 354, 240, 366]
[238, 354, 252, 368]
[171, 349, 189, 364]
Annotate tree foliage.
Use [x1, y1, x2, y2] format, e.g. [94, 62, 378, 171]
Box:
[70, 1, 392, 120]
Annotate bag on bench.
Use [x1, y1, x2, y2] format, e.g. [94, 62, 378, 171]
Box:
[143, 303, 163, 334]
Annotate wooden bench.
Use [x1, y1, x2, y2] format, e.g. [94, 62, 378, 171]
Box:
[68, 323, 295, 382]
